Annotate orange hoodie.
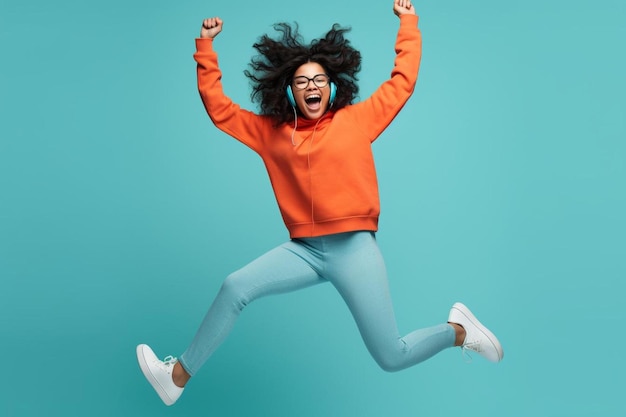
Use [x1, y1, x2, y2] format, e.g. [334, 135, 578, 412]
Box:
[194, 14, 422, 238]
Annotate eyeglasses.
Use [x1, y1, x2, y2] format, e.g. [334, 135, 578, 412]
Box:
[292, 74, 330, 90]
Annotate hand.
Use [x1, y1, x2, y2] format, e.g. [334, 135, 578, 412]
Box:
[393, 0, 415, 17]
[200, 17, 223, 39]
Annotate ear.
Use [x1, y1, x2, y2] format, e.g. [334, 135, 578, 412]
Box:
[286, 85, 296, 107]
[329, 82, 337, 106]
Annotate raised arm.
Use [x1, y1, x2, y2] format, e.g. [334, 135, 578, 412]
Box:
[348, 0, 421, 142]
[194, 17, 269, 153]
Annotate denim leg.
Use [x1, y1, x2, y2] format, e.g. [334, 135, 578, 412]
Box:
[324, 232, 455, 372]
[179, 241, 325, 376]
[179, 232, 455, 376]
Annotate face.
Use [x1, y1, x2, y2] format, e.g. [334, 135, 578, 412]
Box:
[291, 62, 332, 120]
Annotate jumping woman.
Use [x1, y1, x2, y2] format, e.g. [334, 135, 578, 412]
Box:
[137, 0, 503, 406]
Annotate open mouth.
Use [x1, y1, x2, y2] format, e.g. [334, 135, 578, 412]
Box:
[305, 94, 322, 110]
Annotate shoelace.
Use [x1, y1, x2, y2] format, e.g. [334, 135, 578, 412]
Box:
[461, 340, 482, 363]
[153, 355, 178, 371]
[162, 355, 178, 366]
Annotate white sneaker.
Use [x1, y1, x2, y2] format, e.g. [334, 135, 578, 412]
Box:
[136, 344, 184, 405]
[448, 302, 504, 362]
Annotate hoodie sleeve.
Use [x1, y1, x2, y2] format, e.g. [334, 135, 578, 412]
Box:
[348, 14, 422, 142]
[194, 38, 271, 153]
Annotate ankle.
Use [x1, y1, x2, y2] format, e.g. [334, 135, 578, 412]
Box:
[172, 362, 191, 388]
[448, 322, 466, 346]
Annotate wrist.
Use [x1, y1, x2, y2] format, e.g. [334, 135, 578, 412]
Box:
[399, 13, 419, 25]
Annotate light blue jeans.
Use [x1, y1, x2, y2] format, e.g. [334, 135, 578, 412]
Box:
[179, 231, 455, 376]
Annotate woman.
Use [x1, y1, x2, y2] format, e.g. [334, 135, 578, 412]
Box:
[137, 0, 503, 406]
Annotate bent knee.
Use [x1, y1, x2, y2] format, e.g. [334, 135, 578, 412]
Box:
[218, 272, 252, 310]
[375, 356, 404, 373]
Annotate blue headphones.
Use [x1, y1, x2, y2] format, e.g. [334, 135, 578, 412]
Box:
[286, 82, 337, 108]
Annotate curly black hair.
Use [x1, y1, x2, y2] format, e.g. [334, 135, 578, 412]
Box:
[244, 22, 361, 126]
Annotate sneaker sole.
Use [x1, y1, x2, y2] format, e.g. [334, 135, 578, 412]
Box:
[136, 344, 176, 406]
[451, 303, 504, 362]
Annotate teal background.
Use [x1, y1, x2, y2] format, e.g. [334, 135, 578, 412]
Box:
[1, 0, 624, 416]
